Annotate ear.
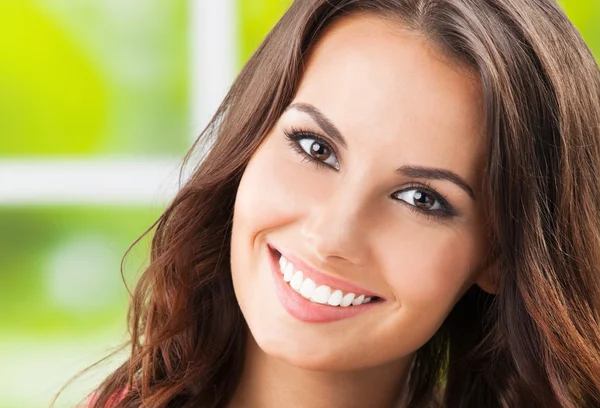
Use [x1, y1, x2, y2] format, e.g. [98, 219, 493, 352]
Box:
[474, 258, 499, 294]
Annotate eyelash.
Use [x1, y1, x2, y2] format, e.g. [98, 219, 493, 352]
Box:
[284, 126, 337, 170]
[283, 127, 456, 221]
[393, 183, 456, 222]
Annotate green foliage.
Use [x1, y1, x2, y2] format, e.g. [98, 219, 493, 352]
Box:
[565, 0, 600, 59]
[238, 0, 293, 66]
[0, 206, 159, 335]
[0, 1, 190, 156]
[0, 2, 108, 155]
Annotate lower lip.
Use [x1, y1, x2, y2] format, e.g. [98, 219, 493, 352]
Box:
[268, 246, 379, 323]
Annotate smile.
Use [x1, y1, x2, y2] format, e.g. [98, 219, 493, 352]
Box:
[267, 244, 383, 323]
[278, 255, 373, 306]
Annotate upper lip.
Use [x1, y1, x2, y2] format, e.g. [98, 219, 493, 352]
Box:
[268, 243, 385, 299]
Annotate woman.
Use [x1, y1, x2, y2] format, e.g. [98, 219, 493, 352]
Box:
[84, 0, 600, 406]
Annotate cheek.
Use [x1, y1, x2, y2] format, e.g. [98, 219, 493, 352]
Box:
[354, 232, 484, 358]
[233, 153, 294, 236]
[232, 137, 325, 238]
[377, 228, 482, 327]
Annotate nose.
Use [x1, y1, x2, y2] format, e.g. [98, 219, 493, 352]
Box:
[300, 185, 371, 266]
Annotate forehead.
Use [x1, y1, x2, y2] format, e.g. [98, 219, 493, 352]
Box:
[292, 13, 485, 182]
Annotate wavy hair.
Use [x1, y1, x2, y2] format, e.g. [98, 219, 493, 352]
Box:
[78, 0, 600, 406]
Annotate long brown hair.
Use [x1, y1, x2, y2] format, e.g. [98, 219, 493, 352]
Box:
[81, 0, 600, 406]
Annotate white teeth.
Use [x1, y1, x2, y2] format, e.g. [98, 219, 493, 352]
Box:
[279, 256, 287, 272]
[300, 278, 316, 299]
[327, 290, 343, 306]
[284, 262, 294, 275]
[340, 293, 355, 307]
[277, 255, 376, 307]
[290, 271, 303, 292]
[283, 263, 295, 282]
[352, 294, 365, 306]
[312, 285, 331, 304]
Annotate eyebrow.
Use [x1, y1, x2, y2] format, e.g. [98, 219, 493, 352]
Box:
[285, 102, 475, 200]
[397, 166, 475, 200]
[285, 102, 348, 148]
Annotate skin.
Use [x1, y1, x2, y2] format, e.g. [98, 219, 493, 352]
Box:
[229, 13, 495, 408]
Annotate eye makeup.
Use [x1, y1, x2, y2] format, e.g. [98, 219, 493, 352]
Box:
[284, 126, 340, 170]
[282, 126, 458, 222]
[392, 182, 457, 222]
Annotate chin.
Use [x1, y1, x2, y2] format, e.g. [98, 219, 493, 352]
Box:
[259, 334, 356, 371]
[250, 322, 385, 372]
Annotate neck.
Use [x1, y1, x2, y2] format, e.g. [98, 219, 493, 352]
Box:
[227, 334, 413, 408]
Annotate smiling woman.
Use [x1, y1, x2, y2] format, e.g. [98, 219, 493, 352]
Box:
[231, 18, 491, 382]
[81, 1, 600, 407]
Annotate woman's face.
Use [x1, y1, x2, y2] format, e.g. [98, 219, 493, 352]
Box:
[230, 13, 492, 371]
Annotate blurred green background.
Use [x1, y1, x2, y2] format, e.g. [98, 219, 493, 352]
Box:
[0, 1, 596, 407]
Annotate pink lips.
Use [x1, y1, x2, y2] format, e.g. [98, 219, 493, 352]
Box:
[267, 244, 383, 323]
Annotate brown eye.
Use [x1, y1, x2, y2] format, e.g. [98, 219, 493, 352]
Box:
[296, 137, 340, 169]
[310, 141, 331, 161]
[394, 188, 444, 211]
[413, 190, 435, 210]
